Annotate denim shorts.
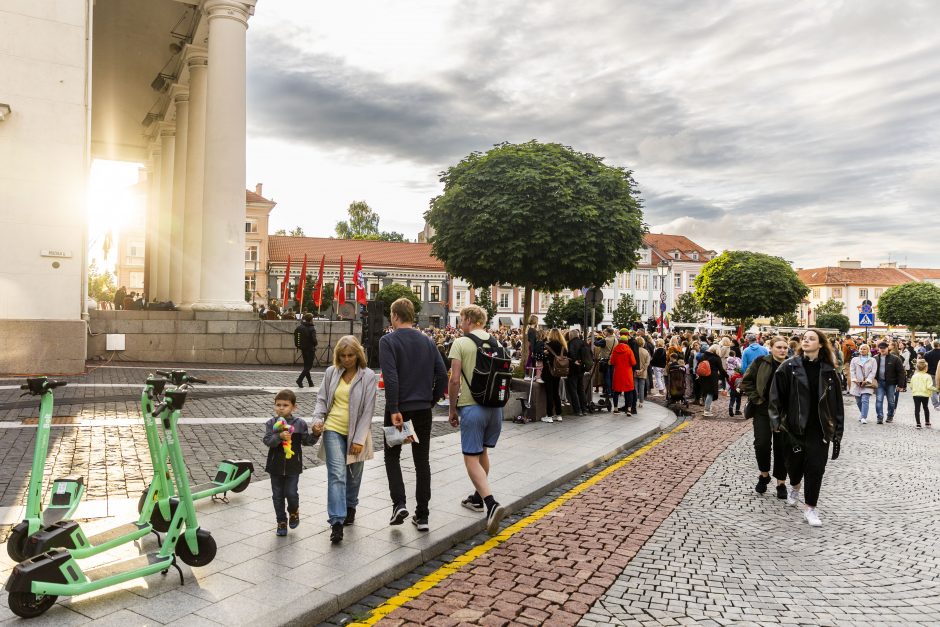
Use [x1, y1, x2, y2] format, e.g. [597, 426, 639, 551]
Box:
[458, 404, 503, 455]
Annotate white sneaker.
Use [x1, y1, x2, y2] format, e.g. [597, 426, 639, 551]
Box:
[861, 418, 867, 424]
[639, 401, 644, 407]
[702, 411, 713, 417]
[540, 416, 554, 423]
[554, 415, 562, 422]
[786, 487, 800, 506]
[804, 507, 822, 526]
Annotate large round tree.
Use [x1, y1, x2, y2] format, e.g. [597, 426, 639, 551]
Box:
[876, 281, 940, 336]
[693, 251, 809, 327]
[426, 141, 645, 356]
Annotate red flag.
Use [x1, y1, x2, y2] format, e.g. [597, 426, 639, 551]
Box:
[354, 255, 367, 305]
[313, 254, 325, 308]
[281, 255, 291, 307]
[295, 254, 308, 312]
[335, 256, 346, 306]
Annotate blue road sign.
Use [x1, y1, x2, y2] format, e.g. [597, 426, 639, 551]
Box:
[861, 303, 873, 314]
[859, 313, 875, 326]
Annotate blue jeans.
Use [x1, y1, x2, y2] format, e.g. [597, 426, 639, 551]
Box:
[874, 382, 897, 421]
[270, 474, 300, 523]
[323, 430, 365, 525]
[635, 378, 647, 404]
[855, 393, 870, 420]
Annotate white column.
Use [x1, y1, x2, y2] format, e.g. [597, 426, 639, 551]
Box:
[147, 148, 162, 298]
[157, 127, 175, 301]
[192, 0, 254, 311]
[180, 50, 208, 308]
[168, 90, 189, 304]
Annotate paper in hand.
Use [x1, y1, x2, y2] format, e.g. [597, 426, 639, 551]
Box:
[383, 420, 419, 447]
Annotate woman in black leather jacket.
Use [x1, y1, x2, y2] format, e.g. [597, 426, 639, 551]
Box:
[768, 329, 844, 527]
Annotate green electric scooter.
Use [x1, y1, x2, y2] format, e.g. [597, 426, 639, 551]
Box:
[23, 372, 252, 557]
[5, 384, 217, 619]
[6, 378, 85, 562]
[20, 376, 175, 560]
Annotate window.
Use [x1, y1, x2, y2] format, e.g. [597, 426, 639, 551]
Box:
[637, 300, 648, 315]
[619, 273, 629, 289]
[412, 284, 423, 299]
[691, 252, 699, 261]
[430, 285, 441, 302]
[498, 291, 510, 309]
[859, 288, 868, 299]
[634, 273, 649, 291]
[688, 274, 696, 286]
[245, 245, 259, 262]
[640, 249, 651, 264]
[129, 271, 144, 289]
[606, 298, 614, 314]
[672, 251, 680, 260]
[674, 273, 682, 289]
[454, 291, 466, 309]
[245, 220, 258, 234]
[874, 288, 884, 298]
[346, 283, 356, 298]
[245, 274, 256, 293]
[369, 282, 379, 298]
[811, 288, 819, 299]
[832, 287, 842, 298]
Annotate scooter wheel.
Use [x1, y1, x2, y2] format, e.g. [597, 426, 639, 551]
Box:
[6, 526, 29, 562]
[7, 592, 58, 618]
[150, 499, 178, 533]
[176, 530, 217, 567]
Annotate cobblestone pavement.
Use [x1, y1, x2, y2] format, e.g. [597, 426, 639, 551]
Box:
[357, 411, 751, 626]
[582, 392, 940, 626]
[0, 363, 453, 542]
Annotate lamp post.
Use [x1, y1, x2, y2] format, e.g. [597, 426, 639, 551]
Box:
[658, 260, 672, 333]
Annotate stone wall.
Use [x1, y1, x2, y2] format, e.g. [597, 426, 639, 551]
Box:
[87, 311, 360, 366]
[0, 319, 87, 375]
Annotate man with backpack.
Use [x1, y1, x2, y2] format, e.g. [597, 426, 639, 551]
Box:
[448, 304, 511, 536]
[379, 298, 448, 531]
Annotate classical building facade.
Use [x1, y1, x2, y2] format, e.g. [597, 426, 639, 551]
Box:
[244, 185, 276, 305]
[798, 260, 940, 332]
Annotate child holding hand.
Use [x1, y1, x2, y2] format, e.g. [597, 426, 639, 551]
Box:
[263, 389, 320, 536]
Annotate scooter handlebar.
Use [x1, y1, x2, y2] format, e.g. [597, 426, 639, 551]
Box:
[47, 380, 68, 389]
[151, 402, 168, 417]
[155, 370, 171, 377]
[186, 377, 207, 385]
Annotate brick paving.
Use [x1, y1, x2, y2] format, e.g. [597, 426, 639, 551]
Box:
[582, 392, 940, 626]
[373, 410, 750, 626]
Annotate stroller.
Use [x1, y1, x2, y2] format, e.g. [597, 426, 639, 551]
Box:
[584, 358, 613, 413]
[666, 363, 690, 409]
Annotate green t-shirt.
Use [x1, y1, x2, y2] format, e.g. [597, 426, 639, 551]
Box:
[449, 329, 491, 408]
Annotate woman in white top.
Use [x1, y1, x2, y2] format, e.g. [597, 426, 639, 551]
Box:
[311, 336, 377, 544]
[849, 343, 878, 424]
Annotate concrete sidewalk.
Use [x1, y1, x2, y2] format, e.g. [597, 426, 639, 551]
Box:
[1, 405, 674, 626]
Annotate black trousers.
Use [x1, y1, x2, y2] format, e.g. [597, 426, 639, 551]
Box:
[786, 428, 829, 507]
[753, 413, 787, 480]
[298, 349, 314, 385]
[384, 408, 433, 518]
[543, 373, 562, 416]
[565, 370, 586, 413]
[914, 396, 930, 424]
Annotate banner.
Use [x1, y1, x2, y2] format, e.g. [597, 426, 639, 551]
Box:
[313, 254, 325, 308]
[354, 254, 367, 305]
[281, 255, 291, 307]
[335, 256, 346, 306]
[295, 254, 308, 312]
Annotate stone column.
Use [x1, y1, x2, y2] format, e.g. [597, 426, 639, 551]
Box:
[157, 127, 175, 301]
[192, 0, 254, 312]
[147, 148, 162, 298]
[180, 50, 208, 308]
[168, 89, 189, 304]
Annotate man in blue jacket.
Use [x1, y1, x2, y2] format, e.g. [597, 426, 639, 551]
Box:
[379, 298, 448, 531]
[741, 333, 769, 374]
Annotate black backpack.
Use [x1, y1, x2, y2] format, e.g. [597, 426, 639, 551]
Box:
[461, 334, 513, 407]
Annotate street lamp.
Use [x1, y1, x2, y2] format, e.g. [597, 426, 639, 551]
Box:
[658, 260, 672, 333]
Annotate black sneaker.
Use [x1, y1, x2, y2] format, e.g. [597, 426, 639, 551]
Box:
[776, 484, 788, 499]
[461, 494, 484, 513]
[755, 475, 771, 494]
[886, 416, 894, 423]
[288, 511, 300, 529]
[485, 502, 506, 536]
[344, 507, 356, 526]
[412, 517, 429, 532]
[330, 523, 343, 544]
[275, 521, 288, 537]
[389, 504, 409, 525]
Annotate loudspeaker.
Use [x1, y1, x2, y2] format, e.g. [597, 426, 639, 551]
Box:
[361, 301, 385, 368]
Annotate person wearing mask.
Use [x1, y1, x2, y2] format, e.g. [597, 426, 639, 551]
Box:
[769, 330, 845, 527]
[849, 343, 877, 424]
[740, 336, 789, 498]
[540, 328, 568, 423]
[872, 341, 906, 424]
[740, 332, 769, 373]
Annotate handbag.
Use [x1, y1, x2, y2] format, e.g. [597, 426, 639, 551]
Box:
[546, 346, 571, 378]
[744, 400, 757, 419]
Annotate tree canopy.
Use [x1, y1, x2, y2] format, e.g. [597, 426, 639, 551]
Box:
[815, 298, 845, 317]
[612, 294, 641, 329]
[426, 140, 645, 353]
[87, 261, 116, 303]
[473, 287, 496, 326]
[375, 283, 422, 320]
[544, 296, 604, 328]
[815, 312, 850, 333]
[694, 251, 809, 323]
[671, 292, 704, 323]
[876, 282, 940, 333]
[273, 226, 306, 236]
[770, 311, 799, 327]
[335, 201, 405, 242]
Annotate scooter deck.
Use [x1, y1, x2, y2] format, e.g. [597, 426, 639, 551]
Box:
[41, 476, 85, 527]
[86, 522, 150, 546]
[84, 552, 169, 582]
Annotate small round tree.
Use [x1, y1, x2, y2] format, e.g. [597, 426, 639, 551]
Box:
[815, 312, 850, 333]
[694, 251, 809, 328]
[376, 283, 422, 320]
[472, 287, 496, 326]
[671, 292, 704, 323]
[612, 294, 640, 329]
[876, 282, 940, 336]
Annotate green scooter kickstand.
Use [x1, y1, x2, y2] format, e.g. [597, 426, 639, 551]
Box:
[6, 378, 85, 562]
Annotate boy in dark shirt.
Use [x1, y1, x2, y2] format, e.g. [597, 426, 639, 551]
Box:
[263, 389, 319, 536]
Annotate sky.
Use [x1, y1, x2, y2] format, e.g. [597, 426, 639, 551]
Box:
[243, 0, 940, 269]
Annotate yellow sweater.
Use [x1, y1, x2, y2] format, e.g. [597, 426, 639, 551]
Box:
[911, 372, 937, 398]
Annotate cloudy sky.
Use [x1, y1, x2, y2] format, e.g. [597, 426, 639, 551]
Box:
[244, 0, 940, 269]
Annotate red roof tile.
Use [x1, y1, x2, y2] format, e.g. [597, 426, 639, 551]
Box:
[644, 233, 711, 262]
[246, 189, 274, 204]
[797, 267, 914, 286]
[899, 268, 940, 281]
[268, 236, 444, 271]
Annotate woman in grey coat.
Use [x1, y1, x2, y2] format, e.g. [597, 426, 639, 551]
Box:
[311, 335, 378, 543]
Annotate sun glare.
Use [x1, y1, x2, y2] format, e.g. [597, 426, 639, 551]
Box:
[87, 159, 144, 269]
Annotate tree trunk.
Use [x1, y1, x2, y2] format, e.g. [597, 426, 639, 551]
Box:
[521, 285, 533, 373]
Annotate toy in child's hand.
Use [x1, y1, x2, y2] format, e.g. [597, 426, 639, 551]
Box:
[274, 417, 295, 459]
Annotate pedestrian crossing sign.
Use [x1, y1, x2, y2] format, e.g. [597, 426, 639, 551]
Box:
[859, 313, 874, 326]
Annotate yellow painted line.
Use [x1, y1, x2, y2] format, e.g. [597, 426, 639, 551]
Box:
[349, 421, 690, 626]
